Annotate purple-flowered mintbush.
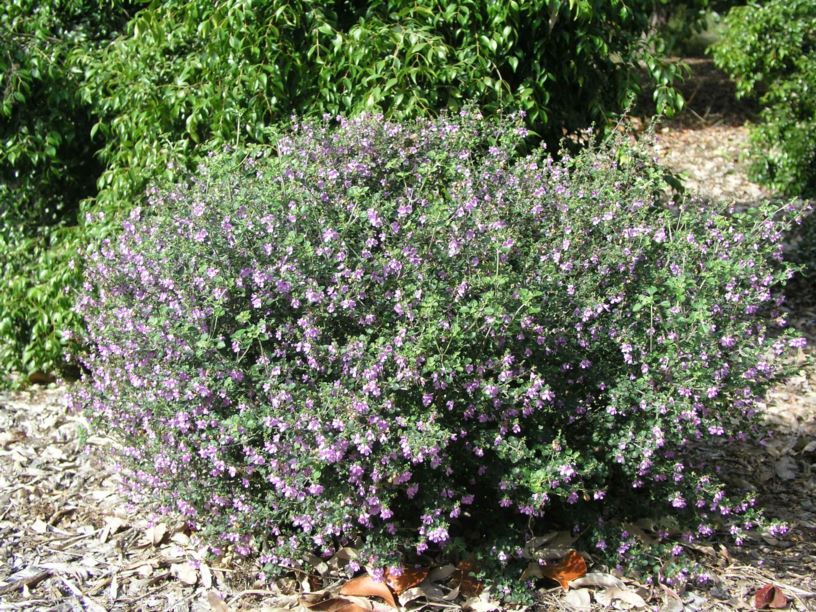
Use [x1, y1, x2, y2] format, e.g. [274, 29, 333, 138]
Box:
[70, 110, 806, 578]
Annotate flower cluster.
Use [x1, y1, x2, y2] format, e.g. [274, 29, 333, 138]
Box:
[70, 110, 805, 576]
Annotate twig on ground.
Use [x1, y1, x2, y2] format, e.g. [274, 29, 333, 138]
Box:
[0, 570, 50, 595]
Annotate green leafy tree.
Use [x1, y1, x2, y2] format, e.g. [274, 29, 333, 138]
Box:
[0, 0, 132, 383]
[78, 0, 697, 218]
[711, 0, 816, 197]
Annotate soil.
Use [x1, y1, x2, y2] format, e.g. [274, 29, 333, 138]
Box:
[1, 59, 815, 611]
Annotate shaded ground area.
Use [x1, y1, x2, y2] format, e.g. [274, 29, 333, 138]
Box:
[636, 57, 761, 128]
[2, 58, 815, 611]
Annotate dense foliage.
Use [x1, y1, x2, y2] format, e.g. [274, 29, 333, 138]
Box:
[711, 0, 816, 197]
[72, 113, 804, 589]
[79, 0, 698, 213]
[2, 0, 715, 384]
[0, 0, 132, 381]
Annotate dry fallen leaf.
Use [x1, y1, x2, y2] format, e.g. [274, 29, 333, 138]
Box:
[564, 587, 592, 610]
[462, 590, 501, 612]
[307, 553, 330, 577]
[452, 561, 483, 596]
[103, 516, 126, 537]
[595, 587, 647, 608]
[622, 522, 658, 546]
[569, 572, 625, 590]
[755, 584, 788, 609]
[171, 562, 198, 586]
[384, 567, 429, 596]
[301, 596, 374, 611]
[339, 574, 398, 608]
[428, 564, 457, 582]
[143, 523, 167, 546]
[0, 430, 26, 448]
[327, 547, 359, 572]
[200, 563, 213, 589]
[31, 519, 48, 534]
[660, 598, 684, 612]
[136, 563, 154, 578]
[522, 550, 587, 589]
[397, 586, 430, 606]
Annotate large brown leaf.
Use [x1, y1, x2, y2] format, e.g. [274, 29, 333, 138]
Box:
[301, 596, 374, 611]
[521, 550, 587, 590]
[452, 561, 483, 596]
[755, 584, 788, 609]
[384, 567, 429, 596]
[339, 574, 398, 608]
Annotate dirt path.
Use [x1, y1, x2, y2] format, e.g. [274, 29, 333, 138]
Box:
[2, 61, 815, 611]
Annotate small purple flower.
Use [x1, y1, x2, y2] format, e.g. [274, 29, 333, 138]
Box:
[366, 208, 382, 227]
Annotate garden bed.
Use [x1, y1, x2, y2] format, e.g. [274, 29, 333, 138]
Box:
[2, 62, 816, 611]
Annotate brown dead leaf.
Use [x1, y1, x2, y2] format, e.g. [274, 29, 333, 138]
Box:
[453, 561, 483, 596]
[529, 550, 588, 590]
[384, 567, 428, 596]
[339, 574, 398, 608]
[301, 596, 374, 611]
[755, 584, 788, 609]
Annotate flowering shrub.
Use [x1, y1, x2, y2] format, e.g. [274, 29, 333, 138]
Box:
[71, 111, 804, 580]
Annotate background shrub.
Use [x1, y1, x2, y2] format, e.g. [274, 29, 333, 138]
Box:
[72, 112, 804, 583]
[711, 0, 816, 198]
[76, 0, 701, 219]
[0, 0, 130, 382]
